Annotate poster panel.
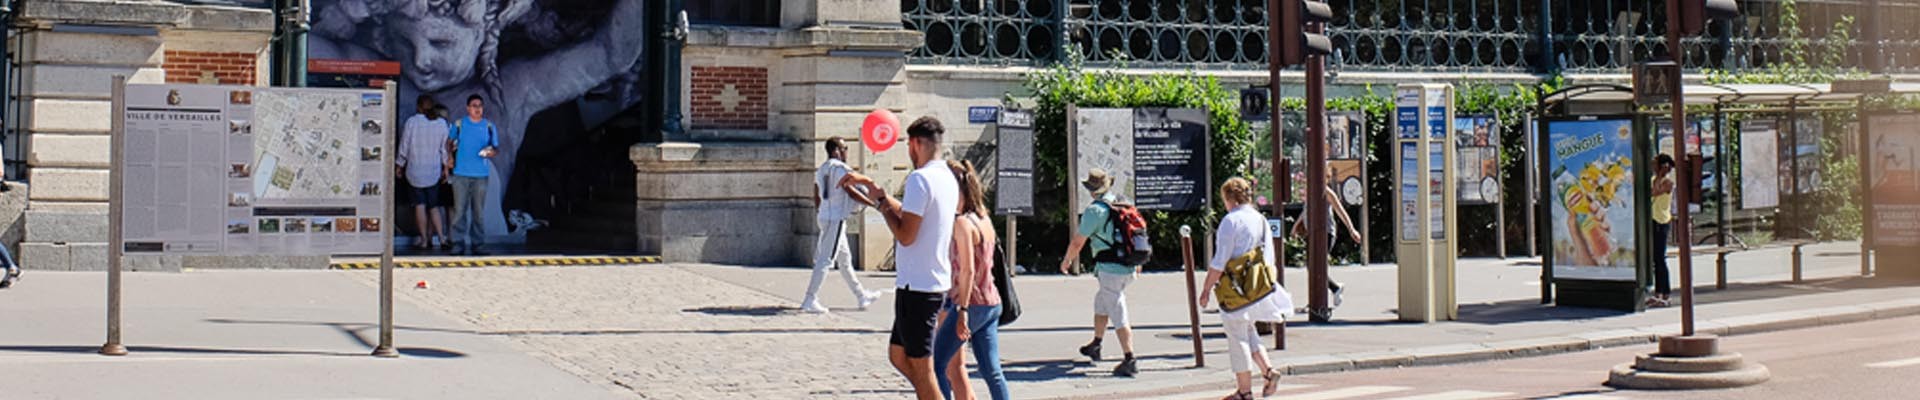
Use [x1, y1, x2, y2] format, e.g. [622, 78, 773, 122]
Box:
[1547, 117, 1637, 281]
[309, 0, 647, 238]
[1741, 119, 1781, 209]
[1399, 141, 1420, 241]
[1269, 111, 1367, 206]
[120, 84, 389, 256]
[1868, 114, 1920, 247]
[995, 109, 1035, 216]
[1132, 108, 1210, 211]
[1454, 116, 1501, 204]
[1072, 108, 1135, 209]
[1788, 116, 1823, 195]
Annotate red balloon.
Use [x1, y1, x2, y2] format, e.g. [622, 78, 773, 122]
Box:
[861, 109, 901, 153]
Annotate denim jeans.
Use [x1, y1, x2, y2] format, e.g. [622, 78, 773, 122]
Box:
[933, 304, 1009, 400]
[450, 175, 488, 248]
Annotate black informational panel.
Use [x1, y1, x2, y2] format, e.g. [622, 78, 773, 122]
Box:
[1132, 108, 1211, 211]
[995, 109, 1034, 216]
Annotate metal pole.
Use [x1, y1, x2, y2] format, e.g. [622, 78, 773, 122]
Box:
[1535, 94, 1552, 304]
[1006, 218, 1017, 278]
[1716, 104, 1729, 290]
[1267, 0, 1286, 289]
[1266, 0, 1289, 349]
[100, 76, 128, 356]
[372, 81, 398, 358]
[1787, 102, 1800, 238]
[1180, 226, 1204, 367]
[1305, 20, 1330, 323]
[1858, 100, 1874, 276]
[1666, 0, 1695, 338]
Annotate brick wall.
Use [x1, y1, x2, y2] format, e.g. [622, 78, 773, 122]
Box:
[689, 66, 768, 130]
[163, 50, 257, 85]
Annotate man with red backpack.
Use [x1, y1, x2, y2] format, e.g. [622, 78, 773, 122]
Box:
[1058, 168, 1147, 377]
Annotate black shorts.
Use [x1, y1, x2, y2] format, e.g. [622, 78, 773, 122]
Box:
[889, 289, 945, 358]
[410, 185, 442, 208]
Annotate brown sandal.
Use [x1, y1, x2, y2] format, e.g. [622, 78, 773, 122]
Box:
[1220, 391, 1253, 400]
[1262, 368, 1282, 396]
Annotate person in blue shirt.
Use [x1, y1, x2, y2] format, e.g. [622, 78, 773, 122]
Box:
[449, 94, 498, 255]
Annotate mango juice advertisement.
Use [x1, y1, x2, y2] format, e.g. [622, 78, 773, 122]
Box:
[1548, 118, 1638, 281]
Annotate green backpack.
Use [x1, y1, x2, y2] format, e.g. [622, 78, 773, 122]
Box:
[1216, 245, 1278, 312]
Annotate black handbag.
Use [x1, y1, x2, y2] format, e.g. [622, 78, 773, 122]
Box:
[992, 243, 1021, 326]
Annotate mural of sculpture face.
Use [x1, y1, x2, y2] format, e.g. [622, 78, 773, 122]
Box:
[385, 12, 484, 93]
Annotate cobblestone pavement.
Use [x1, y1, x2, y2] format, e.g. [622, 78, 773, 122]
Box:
[341, 241, 1916, 399]
[346, 266, 912, 399]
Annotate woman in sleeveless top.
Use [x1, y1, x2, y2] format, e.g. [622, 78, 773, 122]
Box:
[932, 160, 1009, 400]
[1200, 177, 1295, 400]
[1649, 154, 1676, 307]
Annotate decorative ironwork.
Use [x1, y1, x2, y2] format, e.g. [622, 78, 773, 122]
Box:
[903, 0, 1062, 66]
[1330, 0, 1537, 72]
[902, 0, 1906, 74]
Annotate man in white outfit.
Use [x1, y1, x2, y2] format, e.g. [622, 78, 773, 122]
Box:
[801, 137, 884, 313]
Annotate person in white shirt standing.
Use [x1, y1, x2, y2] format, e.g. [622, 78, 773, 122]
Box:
[397, 95, 452, 250]
[802, 137, 885, 313]
[845, 116, 959, 400]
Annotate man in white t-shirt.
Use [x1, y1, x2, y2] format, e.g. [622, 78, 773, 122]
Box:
[801, 137, 884, 313]
[846, 116, 958, 400]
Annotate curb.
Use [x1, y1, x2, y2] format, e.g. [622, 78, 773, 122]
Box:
[1037, 297, 1920, 400]
[330, 256, 663, 270]
[1282, 297, 1920, 375]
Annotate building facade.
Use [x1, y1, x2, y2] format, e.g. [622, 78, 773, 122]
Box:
[1, 0, 1912, 269]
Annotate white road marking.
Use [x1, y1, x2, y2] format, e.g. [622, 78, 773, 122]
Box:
[1268, 385, 1412, 400]
[1379, 390, 1514, 400]
[1130, 384, 1316, 400]
[1866, 356, 1920, 368]
[1541, 395, 1631, 400]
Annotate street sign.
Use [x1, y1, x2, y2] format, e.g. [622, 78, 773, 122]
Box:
[1634, 61, 1680, 106]
[968, 106, 999, 124]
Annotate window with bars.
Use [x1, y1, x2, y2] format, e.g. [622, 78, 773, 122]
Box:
[689, 0, 781, 27]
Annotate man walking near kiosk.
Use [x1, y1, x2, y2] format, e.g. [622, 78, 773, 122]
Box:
[845, 116, 960, 400]
[1059, 169, 1140, 377]
[801, 137, 885, 313]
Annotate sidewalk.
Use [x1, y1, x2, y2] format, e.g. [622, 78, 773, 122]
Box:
[0, 270, 630, 399]
[6, 240, 1901, 399]
[660, 240, 1920, 399]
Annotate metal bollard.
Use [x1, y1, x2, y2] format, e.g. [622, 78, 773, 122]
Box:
[1792, 244, 1804, 282]
[1180, 225, 1205, 367]
[1715, 253, 1728, 290]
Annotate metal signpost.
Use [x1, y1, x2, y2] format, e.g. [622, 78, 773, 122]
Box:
[101, 77, 399, 358]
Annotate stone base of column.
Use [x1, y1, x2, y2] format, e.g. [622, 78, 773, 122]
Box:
[1606, 334, 1769, 390]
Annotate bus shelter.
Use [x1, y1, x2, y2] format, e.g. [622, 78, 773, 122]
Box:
[1533, 81, 1920, 310]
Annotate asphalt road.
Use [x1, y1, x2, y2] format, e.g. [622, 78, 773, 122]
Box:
[1140, 313, 1920, 400]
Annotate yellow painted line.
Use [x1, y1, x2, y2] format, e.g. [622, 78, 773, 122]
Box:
[333, 255, 663, 269]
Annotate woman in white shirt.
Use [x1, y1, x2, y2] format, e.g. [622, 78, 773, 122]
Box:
[1197, 177, 1294, 400]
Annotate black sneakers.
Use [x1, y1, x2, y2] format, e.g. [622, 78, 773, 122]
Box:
[1078, 342, 1102, 361]
[1113, 358, 1139, 377]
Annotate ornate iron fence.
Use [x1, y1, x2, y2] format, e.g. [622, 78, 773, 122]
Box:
[902, 0, 1904, 74]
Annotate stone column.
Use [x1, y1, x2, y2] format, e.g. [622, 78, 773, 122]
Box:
[13, 0, 271, 271]
[633, 1, 918, 267]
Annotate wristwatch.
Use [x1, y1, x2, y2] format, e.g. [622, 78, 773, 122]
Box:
[956, 306, 969, 312]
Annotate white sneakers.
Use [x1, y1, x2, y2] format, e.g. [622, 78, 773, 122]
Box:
[857, 290, 885, 310]
[805, 290, 885, 314]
